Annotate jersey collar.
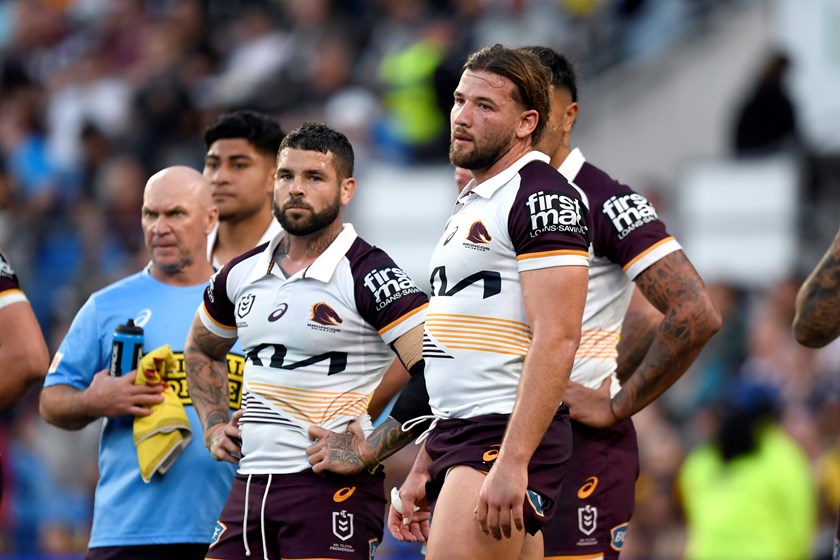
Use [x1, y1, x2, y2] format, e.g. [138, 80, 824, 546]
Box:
[461, 151, 550, 200]
[251, 223, 358, 284]
[557, 147, 585, 182]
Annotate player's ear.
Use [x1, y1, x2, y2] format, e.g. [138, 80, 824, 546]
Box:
[516, 109, 539, 140]
[340, 177, 356, 206]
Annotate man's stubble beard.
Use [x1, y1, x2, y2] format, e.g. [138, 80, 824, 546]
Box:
[273, 192, 341, 236]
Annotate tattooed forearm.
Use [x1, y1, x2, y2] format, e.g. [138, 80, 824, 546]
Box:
[368, 417, 419, 463]
[611, 251, 722, 419]
[616, 310, 659, 385]
[793, 235, 840, 347]
[184, 315, 236, 436]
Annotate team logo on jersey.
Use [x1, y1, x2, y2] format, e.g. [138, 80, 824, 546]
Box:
[333, 486, 356, 502]
[268, 303, 288, 322]
[466, 221, 492, 244]
[611, 523, 629, 551]
[362, 267, 421, 311]
[461, 220, 491, 252]
[237, 294, 255, 318]
[602, 193, 658, 240]
[578, 505, 597, 535]
[332, 510, 354, 541]
[311, 302, 343, 326]
[443, 225, 459, 245]
[577, 476, 599, 499]
[525, 189, 587, 237]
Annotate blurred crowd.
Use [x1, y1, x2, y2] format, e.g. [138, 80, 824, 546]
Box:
[3, 0, 836, 558]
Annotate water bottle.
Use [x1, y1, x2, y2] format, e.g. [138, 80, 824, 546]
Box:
[109, 319, 144, 377]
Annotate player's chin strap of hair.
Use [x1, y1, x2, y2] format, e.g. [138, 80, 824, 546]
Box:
[242, 473, 272, 560]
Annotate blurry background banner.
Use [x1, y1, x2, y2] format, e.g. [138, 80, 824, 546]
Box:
[1, 0, 839, 559]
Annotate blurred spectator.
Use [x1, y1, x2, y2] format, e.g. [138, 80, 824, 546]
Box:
[679, 379, 816, 560]
[733, 51, 800, 157]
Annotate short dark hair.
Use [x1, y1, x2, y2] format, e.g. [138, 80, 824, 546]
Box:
[279, 122, 354, 180]
[203, 110, 285, 159]
[517, 46, 578, 102]
[463, 44, 552, 145]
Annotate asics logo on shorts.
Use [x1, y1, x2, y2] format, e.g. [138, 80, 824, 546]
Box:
[482, 445, 500, 463]
[333, 486, 356, 502]
[577, 476, 599, 499]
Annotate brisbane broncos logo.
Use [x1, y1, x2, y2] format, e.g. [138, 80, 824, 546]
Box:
[466, 221, 492, 244]
[310, 302, 343, 327]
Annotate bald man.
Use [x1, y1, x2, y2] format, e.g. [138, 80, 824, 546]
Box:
[41, 167, 245, 560]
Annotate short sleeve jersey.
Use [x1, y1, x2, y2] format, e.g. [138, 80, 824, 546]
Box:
[199, 224, 428, 475]
[424, 152, 590, 419]
[558, 149, 680, 394]
[0, 250, 28, 310]
[43, 269, 244, 547]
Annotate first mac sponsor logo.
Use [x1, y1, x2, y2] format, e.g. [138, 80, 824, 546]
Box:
[525, 189, 587, 237]
[363, 267, 421, 310]
[602, 193, 658, 240]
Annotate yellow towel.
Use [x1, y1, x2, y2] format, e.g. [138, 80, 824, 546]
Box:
[133, 344, 192, 483]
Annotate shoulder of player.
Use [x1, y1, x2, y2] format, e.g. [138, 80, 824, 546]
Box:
[344, 236, 402, 276]
[574, 162, 646, 209]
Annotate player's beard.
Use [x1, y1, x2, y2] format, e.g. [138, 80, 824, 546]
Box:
[274, 192, 341, 236]
[449, 128, 514, 170]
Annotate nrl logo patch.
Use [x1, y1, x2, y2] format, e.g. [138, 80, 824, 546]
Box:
[237, 294, 255, 318]
[578, 505, 597, 536]
[333, 510, 354, 541]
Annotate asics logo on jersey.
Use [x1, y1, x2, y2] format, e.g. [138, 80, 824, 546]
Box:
[311, 302, 343, 326]
[237, 294, 255, 318]
[525, 190, 586, 235]
[577, 476, 599, 499]
[333, 486, 356, 502]
[602, 193, 658, 240]
[362, 267, 421, 310]
[268, 303, 289, 322]
[443, 225, 459, 245]
[466, 221, 492, 244]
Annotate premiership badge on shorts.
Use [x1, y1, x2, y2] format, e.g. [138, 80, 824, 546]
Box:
[578, 505, 597, 536]
[333, 510, 354, 541]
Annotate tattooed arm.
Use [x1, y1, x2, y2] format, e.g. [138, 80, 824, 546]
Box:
[565, 251, 721, 427]
[793, 231, 840, 347]
[307, 324, 428, 474]
[184, 313, 238, 463]
[615, 287, 662, 385]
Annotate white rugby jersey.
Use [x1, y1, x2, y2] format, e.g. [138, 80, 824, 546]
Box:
[199, 224, 428, 474]
[0, 250, 27, 310]
[424, 152, 590, 419]
[558, 149, 681, 395]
